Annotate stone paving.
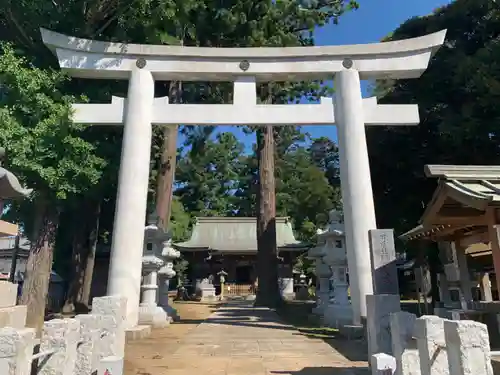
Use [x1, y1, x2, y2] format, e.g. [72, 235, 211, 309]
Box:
[165, 300, 368, 375]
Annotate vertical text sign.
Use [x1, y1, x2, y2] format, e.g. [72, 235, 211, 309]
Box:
[369, 229, 399, 295]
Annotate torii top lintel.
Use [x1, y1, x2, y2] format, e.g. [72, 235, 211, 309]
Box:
[40, 28, 446, 82]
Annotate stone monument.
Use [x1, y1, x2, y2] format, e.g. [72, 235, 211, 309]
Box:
[196, 278, 217, 302]
[41, 28, 446, 327]
[369, 229, 399, 295]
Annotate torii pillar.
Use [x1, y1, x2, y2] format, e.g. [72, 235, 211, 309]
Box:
[41, 28, 446, 327]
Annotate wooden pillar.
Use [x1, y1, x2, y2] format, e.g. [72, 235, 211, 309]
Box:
[488, 223, 500, 300]
[453, 242, 473, 307]
[480, 272, 493, 302]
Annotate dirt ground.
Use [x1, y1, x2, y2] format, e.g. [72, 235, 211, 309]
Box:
[124, 300, 218, 375]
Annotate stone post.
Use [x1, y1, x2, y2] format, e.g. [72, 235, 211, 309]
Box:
[38, 319, 80, 375]
[91, 296, 126, 358]
[366, 294, 400, 359]
[75, 314, 101, 375]
[369, 229, 399, 296]
[107, 65, 154, 328]
[390, 311, 420, 375]
[335, 67, 376, 324]
[444, 320, 493, 375]
[0, 327, 35, 375]
[415, 316, 448, 375]
[371, 353, 396, 375]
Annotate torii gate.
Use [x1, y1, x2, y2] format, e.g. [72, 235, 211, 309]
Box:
[41, 28, 446, 328]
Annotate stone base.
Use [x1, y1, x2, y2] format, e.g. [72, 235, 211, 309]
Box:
[323, 304, 353, 328]
[199, 287, 217, 302]
[282, 293, 296, 301]
[311, 305, 326, 316]
[138, 303, 171, 327]
[125, 325, 151, 341]
[339, 324, 365, 340]
[201, 295, 217, 302]
[161, 304, 180, 321]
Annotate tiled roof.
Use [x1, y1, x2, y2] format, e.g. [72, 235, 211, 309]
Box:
[174, 217, 309, 252]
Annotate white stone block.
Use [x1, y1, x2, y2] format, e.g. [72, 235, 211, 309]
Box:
[0, 305, 27, 328]
[75, 314, 101, 375]
[0, 327, 35, 375]
[390, 311, 420, 375]
[371, 353, 396, 375]
[97, 355, 123, 375]
[366, 294, 401, 358]
[0, 282, 18, 308]
[38, 318, 80, 375]
[415, 316, 447, 375]
[444, 319, 493, 375]
[91, 296, 126, 358]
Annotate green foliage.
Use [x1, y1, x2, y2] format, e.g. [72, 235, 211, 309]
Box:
[170, 197, 192, 241]
[176, 131, 245, 216]
[368, 0, 500, 250]
[0, 44, 105, 202]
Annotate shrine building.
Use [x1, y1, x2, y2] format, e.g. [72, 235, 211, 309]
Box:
[173, 217, 309, 296]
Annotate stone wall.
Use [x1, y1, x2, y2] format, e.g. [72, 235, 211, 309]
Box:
[0, 293, 127, 375]
[371, 311, 494, 375]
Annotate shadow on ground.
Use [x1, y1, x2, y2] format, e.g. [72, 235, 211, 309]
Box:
[277, 301, 368, 362]
[270, 366, 369, 375]
[174, 300, 368, 363]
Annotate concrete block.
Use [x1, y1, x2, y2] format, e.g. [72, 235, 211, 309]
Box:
[0, 305, 27, 328]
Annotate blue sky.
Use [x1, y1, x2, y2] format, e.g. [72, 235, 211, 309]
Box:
[179, 0, 453, 152]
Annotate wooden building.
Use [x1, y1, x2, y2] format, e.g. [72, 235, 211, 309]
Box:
[173, 217, 309, 296]
[401, 165, 500, 305]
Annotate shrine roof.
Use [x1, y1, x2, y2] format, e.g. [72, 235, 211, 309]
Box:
[400, 165, 500, 241]
[173, 217, 309, 252]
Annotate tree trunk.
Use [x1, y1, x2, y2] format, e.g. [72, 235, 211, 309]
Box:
[62, 199, 101, 314]
[156, 125, 178, 230]
[61, 212, 86, 315]
[20, 196, 59, 335]
[79, 200, 101, 309]
[156, 80, 181, 231]
[255, 124, 281, 308]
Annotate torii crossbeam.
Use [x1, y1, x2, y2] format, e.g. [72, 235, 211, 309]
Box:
[41, 28, 446, 328]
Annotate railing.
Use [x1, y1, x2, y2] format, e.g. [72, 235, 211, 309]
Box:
[223, 283, 255, 296]
[0, 295, 127, 375]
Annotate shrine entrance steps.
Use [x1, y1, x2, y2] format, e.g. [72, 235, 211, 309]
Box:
[165, 300, 368, 375]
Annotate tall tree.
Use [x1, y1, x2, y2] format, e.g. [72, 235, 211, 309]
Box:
[368, 0, 500, 236]
[367, 0, 500, 303]
[0, 44, 104, 332]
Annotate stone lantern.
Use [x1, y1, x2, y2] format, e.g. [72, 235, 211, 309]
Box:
[138, 214, 176, 326]
[321, 210, 352, 328]
[157, 238, 180, 320]
[308, 231, 332, 316]
[0, 147, 33, 237]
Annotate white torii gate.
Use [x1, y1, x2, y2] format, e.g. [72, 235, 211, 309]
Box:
[41, 28, 446, 328]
